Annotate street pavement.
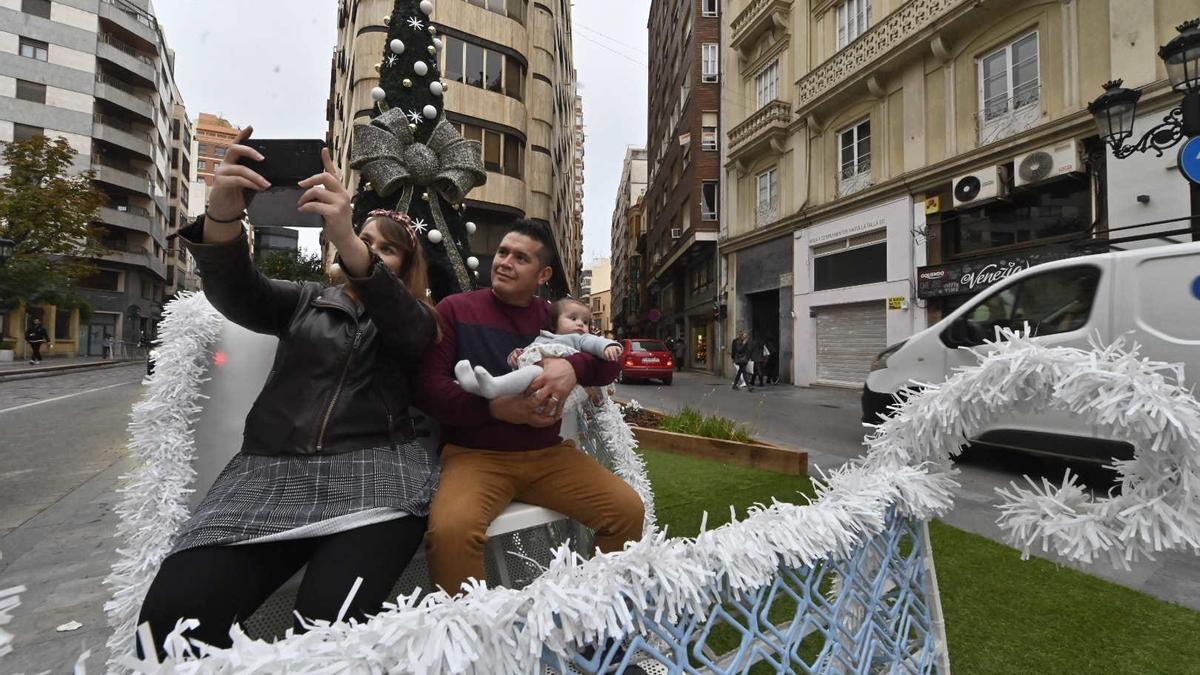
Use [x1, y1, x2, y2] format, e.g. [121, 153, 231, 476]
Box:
[0, 363, 144, 672]
[615, 371, 1200, 612]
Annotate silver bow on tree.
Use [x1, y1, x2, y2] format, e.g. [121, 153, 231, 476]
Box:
[349, 107, 486, 290]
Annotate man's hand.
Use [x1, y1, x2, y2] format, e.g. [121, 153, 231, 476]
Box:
[527, 357, 577, 418]
[488, 394, 558, 428]
[603, 345, 622, 361]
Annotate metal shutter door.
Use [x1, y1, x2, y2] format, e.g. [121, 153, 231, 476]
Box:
[815, 301, 886, 387]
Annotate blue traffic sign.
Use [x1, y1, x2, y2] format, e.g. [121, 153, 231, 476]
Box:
[1193, 275, 1200, 301]
[1180, 136, 1200, 186]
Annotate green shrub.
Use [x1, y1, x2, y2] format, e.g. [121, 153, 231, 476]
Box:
[658, 406, 754, 443]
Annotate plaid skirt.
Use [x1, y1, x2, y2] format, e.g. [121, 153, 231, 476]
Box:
[170, 440, 438, 554]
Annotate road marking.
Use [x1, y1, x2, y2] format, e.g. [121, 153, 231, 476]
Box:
[0, 382, 134, 415]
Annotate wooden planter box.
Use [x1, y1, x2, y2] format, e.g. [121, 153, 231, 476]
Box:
[630, 426, 808, 476]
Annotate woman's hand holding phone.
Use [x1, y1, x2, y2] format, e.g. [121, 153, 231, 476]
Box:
[298, 148, 370, 277]
[204, 126, 270, 244]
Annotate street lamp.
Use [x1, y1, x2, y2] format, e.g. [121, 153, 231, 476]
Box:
[1088, 18, 1200, 241]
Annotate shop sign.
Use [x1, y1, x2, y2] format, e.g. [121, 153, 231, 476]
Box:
[887, 297, 905, 310]
[916, 244, 1102, 298]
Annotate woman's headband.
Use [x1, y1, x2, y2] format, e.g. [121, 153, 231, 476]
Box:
[365, 209, 419, 248]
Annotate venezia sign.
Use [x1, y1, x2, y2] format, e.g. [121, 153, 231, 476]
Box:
[916, 244, 1103, 299]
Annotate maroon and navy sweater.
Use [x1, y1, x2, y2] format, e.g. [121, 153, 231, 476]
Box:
[417, 289, 620, 451]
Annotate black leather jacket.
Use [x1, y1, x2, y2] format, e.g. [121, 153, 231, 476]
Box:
[181, 219, 436, 456]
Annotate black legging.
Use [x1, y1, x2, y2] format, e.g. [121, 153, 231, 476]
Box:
[733, 362, 751, 387]
[137, 516, 427, 659]
[29, 342, 42, 361]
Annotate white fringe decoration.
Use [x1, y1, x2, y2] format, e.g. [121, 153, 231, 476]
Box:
[865, 328, 1200, 568]
[0, 580, 21, 659]
[98, 308, 1200, 672]
[581, 395, 658, 532]
[101, 292, 225, 667]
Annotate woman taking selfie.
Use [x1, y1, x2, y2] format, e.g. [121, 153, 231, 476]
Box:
[136, 127, 438, 657]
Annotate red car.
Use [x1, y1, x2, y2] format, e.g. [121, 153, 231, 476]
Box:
[617, 338, 674, 385]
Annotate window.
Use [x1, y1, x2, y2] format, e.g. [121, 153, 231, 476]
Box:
[701, 112, 718, 151]
[13, 124, 43, 141]
[22, 0, 51, 19]
[951, 178, 1090, 255]
[484, 49, 503, 92]
[197, 142, 209, 156]
[814, 240, 886, 290]
[702, 0, 719, 17]
[19, 37, 49, 62]
[701, 181, 719, 220]
[15, 79, 46, 103]
[702, 43, 719, 83]
[979, 32, 1040, 122]
[464, 42, 485, 88]
[444, 37, 464, 82]
[197, 159, 207, 171]
[836, 0, 872, 49]
[504, 57, 524, 100]
[756, 167, 779, 225]
[503, 135, 523, 178]
[483, 129, 502, 172]
[755, 59, 779, 107]
[54, 309, 72, 340]
[215, 147, 226, 158]
[838, 119, 871, 179]
[951, 266, 1100, 346]
[80, 269, 121, 291]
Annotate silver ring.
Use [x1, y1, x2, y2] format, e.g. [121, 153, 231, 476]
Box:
[550, 395, 560, 403]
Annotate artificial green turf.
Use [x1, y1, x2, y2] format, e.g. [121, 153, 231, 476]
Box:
[640, 449, 1200, 675]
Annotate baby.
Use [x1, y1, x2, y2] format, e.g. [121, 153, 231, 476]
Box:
[455, 298, 623, 399]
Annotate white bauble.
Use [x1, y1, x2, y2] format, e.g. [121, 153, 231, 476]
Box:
[465, 221, 477, 235]
[467, 256, 479, 270]
[428, 229, 443, 244]
[420, 0, 434, 16]
[389, 39, 405, 55]
[413, 60, 429, 76]
[433, 37, 444, 51]
[429, 81, 444, 97]
[422, 104, 438, 119]
[371, 87, 387, 102]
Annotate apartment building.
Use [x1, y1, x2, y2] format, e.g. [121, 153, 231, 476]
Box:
[569, 92, 584, 291]
[193, 112, 238, 187]
[609, 146, 647, 337]
[166, 91, 196, 296]
[0, 0, 190, 358]
[327, 0, 583, 294]
[719, 0, 1195, 387]
[644, 0, 722, 373]
[582, 256, 611, 334]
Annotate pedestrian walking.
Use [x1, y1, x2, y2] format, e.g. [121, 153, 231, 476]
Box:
[749, 338, 769, 387]
[136, 127, 442, 660]
[731, 331, 753, 391]
[24, 317, 48, 364]
[673, 335, 685, 371]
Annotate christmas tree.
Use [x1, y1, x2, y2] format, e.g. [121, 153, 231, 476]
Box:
[350, 0, 485, 302]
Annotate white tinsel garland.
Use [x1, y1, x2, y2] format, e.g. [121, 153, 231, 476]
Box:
[102, 292, 225, 666]
[864, 329, 1200, 568]
[0, 579, 20, 659]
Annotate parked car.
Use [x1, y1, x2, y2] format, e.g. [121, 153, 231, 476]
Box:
[618, 338, 674, 385]
[863, 241, 1200, 463]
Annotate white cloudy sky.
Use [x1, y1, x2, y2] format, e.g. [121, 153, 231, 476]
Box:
[153, 0, 651, 263]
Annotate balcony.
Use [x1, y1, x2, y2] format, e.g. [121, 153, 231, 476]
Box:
[94, 74, 154, 120]
[975, 87, 1042, 146]
[97, 204, 153, 235]
[836, 159, 873, 197]
[97, 241, 168, 279]
[795, 0, 973, 117]
[93, 114, 153, 159]
[96, 34, 156, 84]
[94, 160, 152, 196]
[728, 100, 792, 165]
[98, 0, 159, 47]
[730, 0, 793, 58]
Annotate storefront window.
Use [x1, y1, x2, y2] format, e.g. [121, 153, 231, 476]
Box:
[54, 309, 72, 340]
[951, 179, 1090, 256]
[814, 241, 886, 291]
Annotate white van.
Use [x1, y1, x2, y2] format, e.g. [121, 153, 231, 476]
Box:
[862, 241, 1200, 462]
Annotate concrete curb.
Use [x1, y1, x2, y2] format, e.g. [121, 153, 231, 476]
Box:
[0, 359, 139, 382]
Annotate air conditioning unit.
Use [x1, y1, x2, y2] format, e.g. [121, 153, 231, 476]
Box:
[1014, 139, 1080, 187]
[952, 166, 1006, 209]
[670, 228, 682, 239]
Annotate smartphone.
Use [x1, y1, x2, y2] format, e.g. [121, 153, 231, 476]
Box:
[236, 139, 327, 228]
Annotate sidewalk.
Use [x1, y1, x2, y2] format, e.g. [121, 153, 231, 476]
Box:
[0, 355, 138, 381]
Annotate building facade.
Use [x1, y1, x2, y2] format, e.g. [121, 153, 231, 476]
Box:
[609, 146, 648, 337]
[0, 0, 190, 359]
[644, 0, 722, 373]
[166, 91, 196, 297]
[719, 0, 1195, 387]
[327, 0, 582, 294]
[193, 112, 237, 187]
